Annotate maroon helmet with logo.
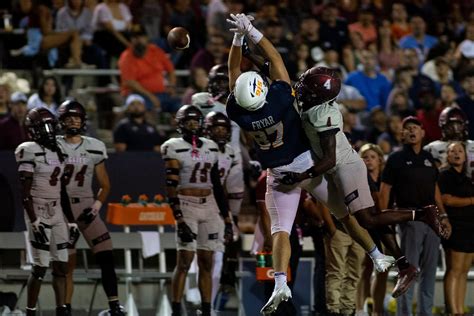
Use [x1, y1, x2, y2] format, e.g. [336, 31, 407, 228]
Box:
[204, 111, 231, 146]
[294, 67, 341, 111]
[26, 108, 58, 148]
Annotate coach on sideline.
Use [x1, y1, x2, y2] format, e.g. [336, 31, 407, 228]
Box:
[379, 116, 451, 315]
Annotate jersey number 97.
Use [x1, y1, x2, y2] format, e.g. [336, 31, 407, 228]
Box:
[249, 122, 284, 151]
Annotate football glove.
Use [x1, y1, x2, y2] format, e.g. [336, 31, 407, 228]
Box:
[224, 222, 233, 245]
[177, 222, 196, 243]
[68, 223, 80, 247]
[31, 218, 49, 244]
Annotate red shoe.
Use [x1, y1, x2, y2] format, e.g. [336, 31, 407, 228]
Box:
[392, 264, 419, 298]
[419, 205, 444, 237]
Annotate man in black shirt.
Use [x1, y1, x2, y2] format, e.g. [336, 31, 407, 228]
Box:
[380, 116, 451, 315]
[113, 94, 163, 152]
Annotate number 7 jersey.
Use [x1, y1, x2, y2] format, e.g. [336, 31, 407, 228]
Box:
[161, 137, 219, 189]
[56, 136, 108, 198]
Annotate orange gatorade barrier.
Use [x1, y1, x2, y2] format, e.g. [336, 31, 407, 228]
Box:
[107, 203, 175, 225]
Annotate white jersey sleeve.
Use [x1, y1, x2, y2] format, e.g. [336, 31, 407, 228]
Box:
[15, 142, 64, 199]
[305, 102, 342, 133]
[423, 140, 448, 165]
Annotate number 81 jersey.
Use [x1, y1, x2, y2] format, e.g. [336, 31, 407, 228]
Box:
[57, 136, 108, 198]
[161, 137, 219, 189]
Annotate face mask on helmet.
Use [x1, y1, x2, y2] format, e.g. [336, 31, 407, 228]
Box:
[61, 114, 85, 135]
[181, 118, 202, 136]
[208, 74, 230, 99]
[209, 125, 230, 146]
[29, 120, 57, 148]
[234, 71, 268, 111]
[443, 120, 467, 141]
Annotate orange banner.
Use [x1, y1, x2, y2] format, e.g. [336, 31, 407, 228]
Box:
[106, 203, 175, 225]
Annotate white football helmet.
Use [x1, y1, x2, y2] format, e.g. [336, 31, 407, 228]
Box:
[234, 71, 268, 111]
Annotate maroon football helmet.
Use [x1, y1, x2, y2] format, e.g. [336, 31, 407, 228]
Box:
[25, 108, 58, 148]
[439, 106, 468, 141]
[57, 100, 87, 135]
[204, 111, 231, 147]
[294, 67, 341, 111]
[208, 64, 229, 100]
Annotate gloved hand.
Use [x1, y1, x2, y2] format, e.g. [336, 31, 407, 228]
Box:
[68, 223, 80, 247]
[279, 171, 306, 186]
[227, 13, 255, 36]
[31, 218, 49, 244]
[177, 221, 196, 243]
[77, 200, 102, 225]
[224, 222, 233, 244]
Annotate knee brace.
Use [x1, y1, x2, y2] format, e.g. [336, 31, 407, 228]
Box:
[51, 261, 68, 278]
[95, 250, 118, 298]
[31, 265, 47, 280]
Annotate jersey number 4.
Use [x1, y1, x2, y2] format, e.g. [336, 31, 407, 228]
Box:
[249, 122, 284, 150]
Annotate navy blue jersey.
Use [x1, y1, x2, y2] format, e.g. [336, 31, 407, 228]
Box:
[226, 80, 309, 168]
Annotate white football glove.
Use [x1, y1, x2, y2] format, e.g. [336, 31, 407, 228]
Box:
[226, 13, 255, 36]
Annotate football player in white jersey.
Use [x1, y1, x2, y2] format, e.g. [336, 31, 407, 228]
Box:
[424, 106, 474, 177]
[55, 100, 124, 315]
[15, 108, 78, 316]
[203, 111, 243, 309]
[161, 105, 233, 316]
[192, 64, 244, 217]
[281, 66, 452, 296]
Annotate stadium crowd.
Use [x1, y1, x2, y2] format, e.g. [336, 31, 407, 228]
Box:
[1, 0, 474, 315]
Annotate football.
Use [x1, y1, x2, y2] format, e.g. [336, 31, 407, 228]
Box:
[167, 27, 190, 50]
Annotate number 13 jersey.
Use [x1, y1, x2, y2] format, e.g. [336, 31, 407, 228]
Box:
[57, 136, 108, 198]
[161, 137, 219, 190]
[226, 80, 309, 169]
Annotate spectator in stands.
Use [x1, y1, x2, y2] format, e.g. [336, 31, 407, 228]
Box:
[113, 94, 162, 152]
[0, 92, 28, 150]
[341, 105, 366, 150]
[319, 3, 349, 54]
[366, 107, 387, 144]
[440, 84, 458, 108]
[294, 15, 322, 64]
[416, 88, 442, 143]
[380, 116, 450, 316]
[456, 68, 474, 139]
[55, 0, 108, 70]
[168, 0, 205, 50]
[181, 67, 208, 105]
[378, 19, 401, 79]
[378, 113, 403, 154]
[399, 48, 437, 109]
[118, 24, 179, 112]
[345, 49, 392, 111]
[348, 8, 377, 47]
[190, 33, 227, 73]
[92, 0, 132, 60]
[438, 142, 474, 315]
[399, 15, 438, 63]
[0, 83, 11, 119]
[27, 76, 61, 115]
[343, 31, 366, 73]
[335, 67, 367, 112]
[10, 0, 83, 68]
[315, 45, 348, 80]
[263, 19, 292, 67]
[390, 2, 411, 41]
[286, 43, 312, 81]
[454, 23, 474, 74]
[387, 89, 415, 117]
[207, 0, 243, 44]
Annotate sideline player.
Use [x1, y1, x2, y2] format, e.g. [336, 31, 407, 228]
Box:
[15, 108, 77, 316]
[56, 100, 124, 315]
[161, 105, 233, 316]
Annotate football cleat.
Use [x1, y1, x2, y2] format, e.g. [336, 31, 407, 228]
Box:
[371, 254, 395, 273]
[392, 264, 419, 298]
[260, 283, 292, 315]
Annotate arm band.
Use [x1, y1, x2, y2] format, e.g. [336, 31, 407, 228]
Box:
[168, 197, 183, 220]
[232, 33, 244, 46]
[248, 26, 263, 44]
[166, 168, 180, 176]
[166, 179, 179, 187]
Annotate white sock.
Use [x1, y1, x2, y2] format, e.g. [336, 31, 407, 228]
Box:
[274, 272, 287, 289]
[368, 245, 384, 260]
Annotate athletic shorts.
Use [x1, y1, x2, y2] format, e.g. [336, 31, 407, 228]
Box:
[69, 197, 112, 254]
[26, 197, 69, 267]
[177, 194, 221, 252]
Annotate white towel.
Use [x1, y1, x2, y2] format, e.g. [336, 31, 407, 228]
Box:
[138, 231, 160, 258]
[23, 231, 34, 266]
